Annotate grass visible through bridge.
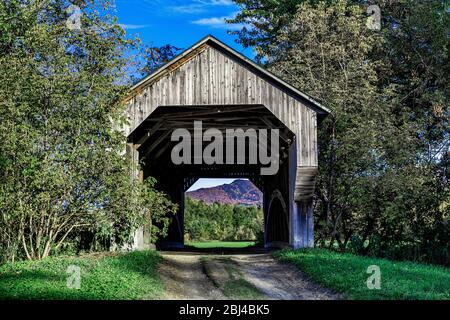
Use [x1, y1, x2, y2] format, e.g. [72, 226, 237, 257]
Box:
[186, 241, 257, 249]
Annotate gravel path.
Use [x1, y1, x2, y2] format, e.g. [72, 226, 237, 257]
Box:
[158, 253, 226, 300]
[158, 252, 339, 300]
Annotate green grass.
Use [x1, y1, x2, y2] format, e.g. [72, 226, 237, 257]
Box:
[0, 250, 162, 300]
[221, 261, 264, 300]
[274, 248, 450, 300]
[187, 241, 256, 249]
[223, 278, 264, 300]
[201, 257, 264, 300]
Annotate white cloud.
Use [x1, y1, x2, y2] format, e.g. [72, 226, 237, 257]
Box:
[119, 24, 151, 30]
[191, 16, 228, 28]
[191, 13, 242, 30]
[170, 0, 234, 14]
[200, 0, 234, 5]
[171, 4, 205, 14]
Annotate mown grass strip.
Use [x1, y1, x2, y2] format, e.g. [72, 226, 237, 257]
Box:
[274, 248, 450, 300]
[0, 250, 162, 300]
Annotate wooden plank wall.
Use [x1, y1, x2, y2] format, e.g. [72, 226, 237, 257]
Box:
[124, 45, 318, 169]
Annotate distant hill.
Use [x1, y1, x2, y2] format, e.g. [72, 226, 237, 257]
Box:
[186, 179, 262, 207]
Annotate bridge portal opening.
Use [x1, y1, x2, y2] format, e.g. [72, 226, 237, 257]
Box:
[125, 36, 328, 251]
[128, 104, 296, 250]
[128, 105, 295, 249]
[183, 178, 264, 251]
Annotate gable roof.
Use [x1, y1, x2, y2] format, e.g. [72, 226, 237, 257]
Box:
[129, 35, 330, 115]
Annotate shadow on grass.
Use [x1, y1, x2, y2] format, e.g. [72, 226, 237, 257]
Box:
[0, 250, 163, 300]
[0, 268, 102, 300]
[274, 248, 450, 300]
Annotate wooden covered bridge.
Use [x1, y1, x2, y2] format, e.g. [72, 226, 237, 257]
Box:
[124, 35, 329, 249]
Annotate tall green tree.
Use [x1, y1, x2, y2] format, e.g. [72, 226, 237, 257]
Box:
[228, 0, 449, 264]
[0, 0, 175, 262]
[265, 0, 394, 250]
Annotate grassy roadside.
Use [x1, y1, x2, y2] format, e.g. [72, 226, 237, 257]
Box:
[274, 248, 450, 300]
[0, 250, 162, 300]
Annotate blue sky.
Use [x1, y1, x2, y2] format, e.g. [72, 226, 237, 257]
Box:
[114, 0, 250, 191]
[114, 0, 251, 56]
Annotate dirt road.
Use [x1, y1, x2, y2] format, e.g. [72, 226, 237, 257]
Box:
[158, 252, 339, 300]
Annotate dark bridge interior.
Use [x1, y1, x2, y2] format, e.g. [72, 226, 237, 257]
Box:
[128, 104, 295, 249]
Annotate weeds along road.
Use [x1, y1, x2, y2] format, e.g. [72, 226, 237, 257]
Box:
[157, 252, 340, 300]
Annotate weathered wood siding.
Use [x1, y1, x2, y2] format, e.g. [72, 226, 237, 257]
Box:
[124, 45, 318, 168]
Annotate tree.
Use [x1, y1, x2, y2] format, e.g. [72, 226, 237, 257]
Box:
[228, 0, 449, 264]
[140, 44, 182, 77]
[266, 0, 392, 249]
[0, 0, 175, 262]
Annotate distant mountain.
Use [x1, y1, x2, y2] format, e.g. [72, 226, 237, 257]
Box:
[186, 179, 262, 207]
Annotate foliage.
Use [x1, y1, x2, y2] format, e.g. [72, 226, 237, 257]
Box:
[228, 0, 334, 62]
[0, 0, 176, 262]
[0, 250, 162, 300]
[140, 178, 178, 244]
[140, 44, 182, 77]
[274, 248, 450, 300]
[184, 197, 264, 242]
[229, 0, 449, 265]
[69, 177, 177, 254]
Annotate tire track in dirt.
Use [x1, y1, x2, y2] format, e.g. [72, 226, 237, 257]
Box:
[230, 254, 339, 300]
[158, 253, 226, 300]
[157, 252, 340, 300]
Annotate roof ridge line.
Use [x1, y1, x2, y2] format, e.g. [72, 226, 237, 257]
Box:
[128, 35, 330, 115]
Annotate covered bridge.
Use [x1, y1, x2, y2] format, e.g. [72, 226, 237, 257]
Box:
[124, 35, 329, 249]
